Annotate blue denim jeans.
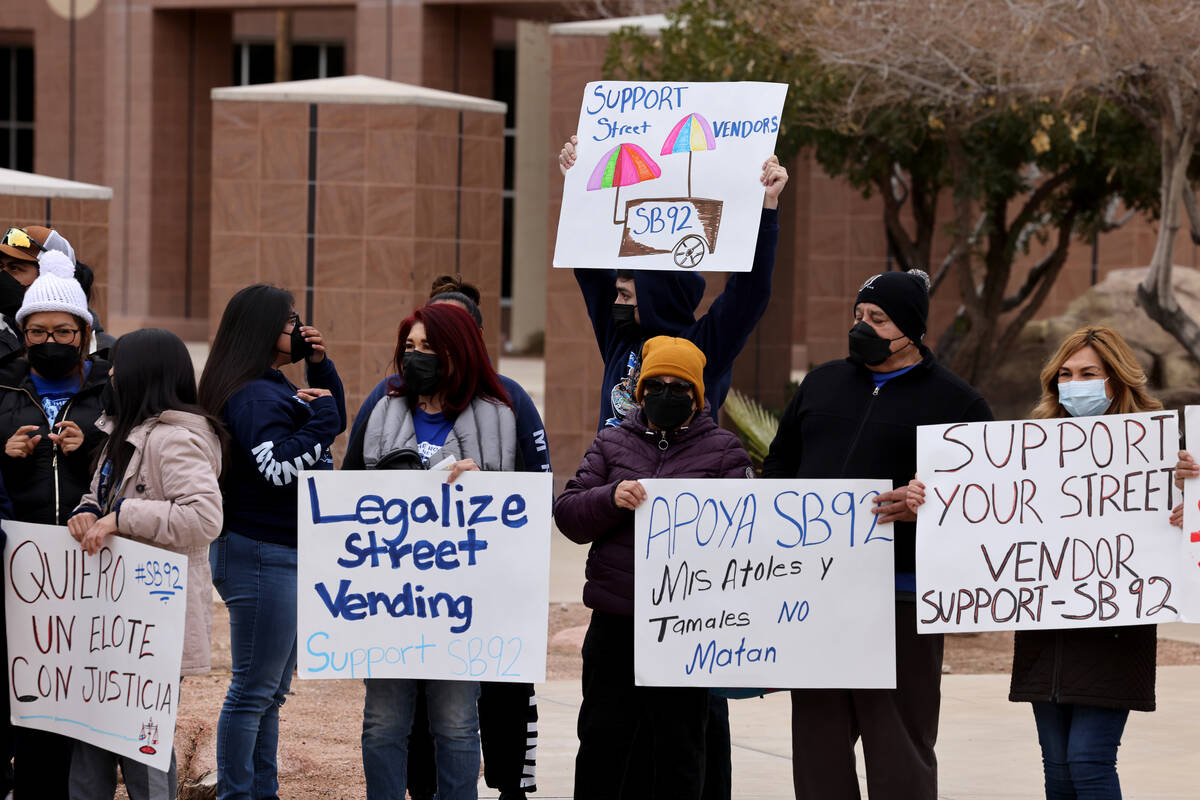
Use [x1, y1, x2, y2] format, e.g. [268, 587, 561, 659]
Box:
[362, 678, 481, 800]
[210, 532, 298, 800]
[1031, 701, 1129, 800]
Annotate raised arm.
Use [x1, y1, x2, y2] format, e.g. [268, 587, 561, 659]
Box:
[689, 157, 788, 377]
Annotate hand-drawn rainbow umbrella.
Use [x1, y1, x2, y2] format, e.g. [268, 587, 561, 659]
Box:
[661, 112, 717, 197]
[587, 142, 662, 224]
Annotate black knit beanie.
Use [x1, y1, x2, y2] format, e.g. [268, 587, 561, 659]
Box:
[854, 269, 930, 344]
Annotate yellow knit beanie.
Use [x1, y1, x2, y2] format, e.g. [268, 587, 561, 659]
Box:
[636, 336, 706, 403]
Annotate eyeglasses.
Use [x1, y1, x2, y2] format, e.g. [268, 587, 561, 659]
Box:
[25, 327, 80, 345]
[1, 228, 43, 252]
[642, 378, 693, 398]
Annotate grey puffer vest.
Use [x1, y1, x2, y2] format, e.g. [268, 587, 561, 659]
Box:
[362, 395, 518, 471]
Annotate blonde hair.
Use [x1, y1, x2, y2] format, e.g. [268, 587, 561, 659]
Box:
[1031, 326, 1162, 419]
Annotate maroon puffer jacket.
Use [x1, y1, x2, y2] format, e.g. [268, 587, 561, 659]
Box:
[554, 407, 753, 616]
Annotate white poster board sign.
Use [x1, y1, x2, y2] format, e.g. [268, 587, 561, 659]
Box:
[916, 411, 1199, 632]
[297, 471, 552, 682]
[5, 521, 186, 770]
[554, 81, 788, 272]
[1180, 405, 1200, 612]
[634, 479, 896, 688]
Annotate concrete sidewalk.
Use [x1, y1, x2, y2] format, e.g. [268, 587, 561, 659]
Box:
[486, 665, 1199, 799]
[497, 356, 1200, 798]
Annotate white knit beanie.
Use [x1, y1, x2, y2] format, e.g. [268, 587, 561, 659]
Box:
[16, 250, 90, 326]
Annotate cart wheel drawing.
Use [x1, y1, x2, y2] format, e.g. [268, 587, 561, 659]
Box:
[673, 234, 707, 268]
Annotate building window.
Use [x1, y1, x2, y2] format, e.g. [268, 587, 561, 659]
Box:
[494, 44, 516, 302]
[232, 41, 347, 86]
[0, 46, 34, 172]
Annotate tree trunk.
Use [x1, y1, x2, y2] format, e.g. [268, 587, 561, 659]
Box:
[1138, 119, 1200, 360]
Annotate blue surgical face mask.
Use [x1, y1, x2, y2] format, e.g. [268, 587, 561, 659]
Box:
[1058, 378, 1111, 417]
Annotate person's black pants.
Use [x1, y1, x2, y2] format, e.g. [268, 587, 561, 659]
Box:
[407, 680, 538, 797]
[790, 600, 943, 800]
[575, 610, 711, 800]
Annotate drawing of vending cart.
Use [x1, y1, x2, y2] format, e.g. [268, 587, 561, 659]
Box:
[586, 113, 724, 269]
[617, 196, 723, 268]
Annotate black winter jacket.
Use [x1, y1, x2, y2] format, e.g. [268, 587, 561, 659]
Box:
[762, 351, 992, 575]
[1009, 625, 1156, 711]
[0, 357, 110, 524]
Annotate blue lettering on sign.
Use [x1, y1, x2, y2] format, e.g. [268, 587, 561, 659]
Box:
[307, 477, 527, 533]
[773, 490, 890, 548]
[683, 636, 778, 675]
[304, 631, 436, 678]
[447, 636, 524, 678]
[711, 116, 781, 138]
[593, 117, 652, 142]
[336, 529, 488, 570]
[314, 579, 474, 633]
[631, 204, 694, 236]
[645, 492, 757, 559]
[777, 600, 810, 623]
[585, 84, 688, 115]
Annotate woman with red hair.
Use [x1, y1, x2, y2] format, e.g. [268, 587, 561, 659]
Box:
[343, 301, 517, 800]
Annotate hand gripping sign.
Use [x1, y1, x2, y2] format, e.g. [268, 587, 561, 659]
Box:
[634, 479, 896, 689]
[916, 411, 1200, 632]
[555, 81, 788, 272]
[5, 522, 187, 770]
[297, 470, 552, 682]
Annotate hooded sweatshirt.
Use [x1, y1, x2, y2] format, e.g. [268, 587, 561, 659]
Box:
[575, 208, 779, 430]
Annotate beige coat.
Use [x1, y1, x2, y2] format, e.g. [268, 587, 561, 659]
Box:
[76, 410, 223, 675]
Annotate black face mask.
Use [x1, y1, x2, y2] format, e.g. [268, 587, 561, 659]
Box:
[288, 320, 314, 364]
[847, 321, 907, 367]
[642, 391, 694, 431]
[27, 342, 82, 380]
[0, 271, 26, 320]
[612, 303, 641, 339]
[100, 381, 118, 416]
[402, 351, 442, 395]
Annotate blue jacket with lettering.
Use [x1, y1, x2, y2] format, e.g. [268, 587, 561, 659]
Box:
[575, 207, 779, 430]
[554, 407, 753, 616]
[221, 358, 347, 545]
[350, 373, 550, 473]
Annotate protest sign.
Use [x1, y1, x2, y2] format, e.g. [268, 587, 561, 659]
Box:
[916, 411, 1199, 632]
[297, 470, 552, 682]
[1180, 406, 1200, 611]
[4, 522, 186, 770]
[633, 479, 896, 689]
[554, 81, 788, 272]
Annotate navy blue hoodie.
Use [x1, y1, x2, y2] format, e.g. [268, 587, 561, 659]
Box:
[221, 357, 347, 545]
[350, 373, 550, 473]
[575, 207, 779, 430]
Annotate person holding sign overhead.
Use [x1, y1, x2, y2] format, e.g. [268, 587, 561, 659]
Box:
[554, 336, 754, 800]
[342, 301, 521, 800]
[558, 135, 787, 431]
[66, 328, 226, 800]
[198, 285, 346, 800]
[561, 132, 784, 800]
[0, 249, 111, 799]
[763, 269, 991, 800]
[909, 326, 1171, 800]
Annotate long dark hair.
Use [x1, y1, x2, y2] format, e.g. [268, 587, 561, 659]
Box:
[387, 303, 510, 417]
[98, 328, 229, 489]
[198, 284, 293, 416]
